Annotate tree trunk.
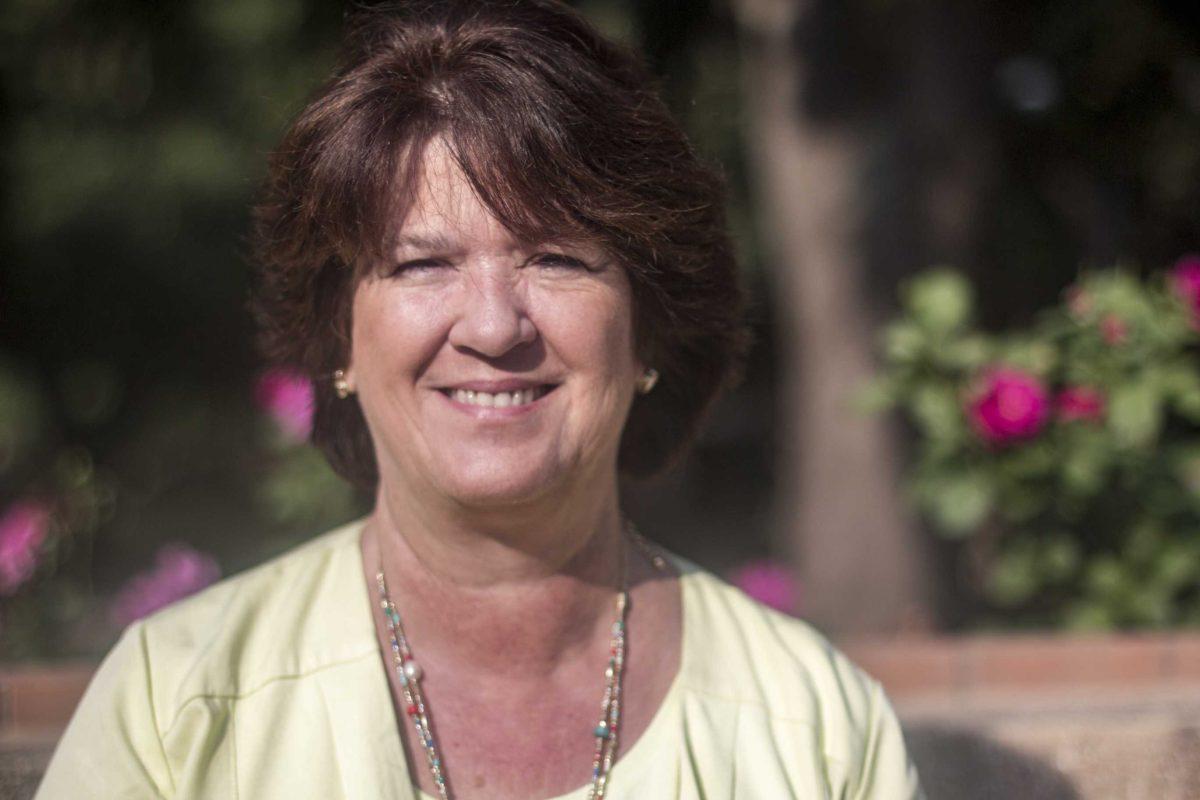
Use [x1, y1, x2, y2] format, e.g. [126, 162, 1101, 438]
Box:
[734, 0, 930, 635]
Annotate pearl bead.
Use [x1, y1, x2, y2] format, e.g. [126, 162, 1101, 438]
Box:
[403, 660, 423, 682]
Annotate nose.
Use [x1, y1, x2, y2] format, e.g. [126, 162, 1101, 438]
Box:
[447, 269, 537, 358]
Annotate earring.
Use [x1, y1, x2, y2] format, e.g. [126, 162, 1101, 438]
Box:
[333, 369, 354, 399]
[636, 367, 659, 395]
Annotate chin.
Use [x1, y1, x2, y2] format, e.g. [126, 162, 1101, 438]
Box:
[432, 452, 565, 508]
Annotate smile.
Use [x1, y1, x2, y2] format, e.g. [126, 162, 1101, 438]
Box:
[435, 383, 559, 416]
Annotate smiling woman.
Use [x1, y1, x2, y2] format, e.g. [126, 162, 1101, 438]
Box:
[347, 138, 643, 510]
[34, 2, 924, 799]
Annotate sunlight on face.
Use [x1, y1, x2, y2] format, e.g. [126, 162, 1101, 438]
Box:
[346, 138, 644, 508]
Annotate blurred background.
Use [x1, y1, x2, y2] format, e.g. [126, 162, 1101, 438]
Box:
[2, 0, 1200, 662]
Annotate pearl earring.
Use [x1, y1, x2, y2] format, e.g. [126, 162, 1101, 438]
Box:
[333, 369, 355, 399]
[636, 367, 659, 395]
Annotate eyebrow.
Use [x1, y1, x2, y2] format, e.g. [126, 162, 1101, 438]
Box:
[391, 233, 457, 251]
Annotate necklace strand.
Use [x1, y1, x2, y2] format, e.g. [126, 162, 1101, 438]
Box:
[375, 522, 655, 800]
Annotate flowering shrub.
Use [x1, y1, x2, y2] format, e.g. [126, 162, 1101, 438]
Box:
[867, 257, 1200, 630]
[0, 363, 119, 657]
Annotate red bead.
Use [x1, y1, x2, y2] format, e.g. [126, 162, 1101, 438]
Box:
[407, 704, 419, 716]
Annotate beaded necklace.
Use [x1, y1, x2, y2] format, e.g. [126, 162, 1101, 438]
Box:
[375, 523, 652, 800]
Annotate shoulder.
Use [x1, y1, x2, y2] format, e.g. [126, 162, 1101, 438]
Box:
[673, 556, 922, 796]
[133, 518, 375, 730]
[675, 555, 882, 712]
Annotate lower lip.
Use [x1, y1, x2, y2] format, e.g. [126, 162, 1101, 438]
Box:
[435, 386, 557, 419]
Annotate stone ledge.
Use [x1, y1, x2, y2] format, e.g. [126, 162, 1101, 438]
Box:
[840, 631, 1200, 697]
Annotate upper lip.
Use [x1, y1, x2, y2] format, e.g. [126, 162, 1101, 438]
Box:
[436, 379, 558, 393]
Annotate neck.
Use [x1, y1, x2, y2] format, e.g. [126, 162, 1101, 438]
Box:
[365, 473, 627, 679]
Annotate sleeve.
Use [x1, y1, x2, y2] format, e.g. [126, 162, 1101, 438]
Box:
[34, 622, 175, 800]
[847, 679, 925, 800]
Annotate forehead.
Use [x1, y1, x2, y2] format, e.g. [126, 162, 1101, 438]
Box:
[385, 135, 601, 255]
[393, 138, 505, 245]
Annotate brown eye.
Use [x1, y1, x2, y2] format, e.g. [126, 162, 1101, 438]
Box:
[534, 253, 591, 270]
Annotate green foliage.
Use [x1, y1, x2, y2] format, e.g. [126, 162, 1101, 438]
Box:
[868, 262, 1200, 630]
[0, 0, 346, 659]
[256, 438, 359, 532]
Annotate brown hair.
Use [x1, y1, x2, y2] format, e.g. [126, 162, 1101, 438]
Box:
[251, 0, 749, 487]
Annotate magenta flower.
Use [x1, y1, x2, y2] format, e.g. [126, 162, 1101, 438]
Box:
[729, 560, 800, 615]
[0, 501, 50, 595]
[1170, 254, 1200, 328]
[255, 368, 314, 442]
[965, 367, 1050, 444]
[1056, 385, 1106, 424]
[110, 544, 221, 626]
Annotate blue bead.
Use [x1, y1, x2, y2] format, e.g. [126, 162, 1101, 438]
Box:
[594, 723, 609, 738]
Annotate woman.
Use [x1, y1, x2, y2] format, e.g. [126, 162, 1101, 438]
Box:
[36, 2, 924, 798]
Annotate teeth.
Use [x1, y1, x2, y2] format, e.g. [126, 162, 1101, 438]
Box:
[450, 388, 542, 408]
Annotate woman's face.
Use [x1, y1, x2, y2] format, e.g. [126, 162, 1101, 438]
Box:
[346, 139, 643, 507]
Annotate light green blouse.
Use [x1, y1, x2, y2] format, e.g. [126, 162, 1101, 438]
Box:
[35, 520, 925, 799]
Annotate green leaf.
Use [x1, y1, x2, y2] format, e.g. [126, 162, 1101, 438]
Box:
[1153, 543, 1198, 590]
[1107, 381, 1162, 448]
[881, 321, 926, 364]
[903, 269, 973, 333]
[1038, 535, 1081, 584]
[1085, 557, 1126, 599]
[909, 384, 965, 443]
[1060, 444, 1107, 496]
[1063, 601, 1115, 632]
[1157, 362, 1200, 421]
[986, 542, 1039, 606]
[925, 471, 993, 536]
[934, 335, 990, 371]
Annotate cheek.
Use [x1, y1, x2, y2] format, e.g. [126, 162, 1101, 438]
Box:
[539, 286, 637, 378]
[349, 282, 445, 383]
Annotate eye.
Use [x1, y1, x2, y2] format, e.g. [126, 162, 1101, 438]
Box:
[389, 258, 447, 276]
[533, 253, 592, 271]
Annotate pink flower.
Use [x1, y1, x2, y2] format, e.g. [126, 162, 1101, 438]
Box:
[1056, 385, 1106, 423]
[0, 501, 50, 595]
[1170, 254, 1200, 328]
[255, 368, 313, 442]
[729, 560, 800, 614]
[110, 544, 221, 626]
[1099, 313, 1129, 345]
[965, 367, 1050, 444]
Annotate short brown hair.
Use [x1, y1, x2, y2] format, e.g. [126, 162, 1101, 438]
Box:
[251, 0, 749, 487]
